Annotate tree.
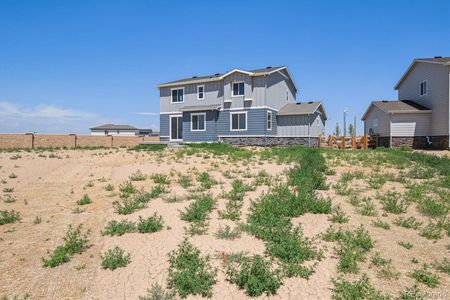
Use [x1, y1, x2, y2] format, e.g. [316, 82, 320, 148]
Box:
[334, 122, 341, 136]
[348, 123, 355, 136]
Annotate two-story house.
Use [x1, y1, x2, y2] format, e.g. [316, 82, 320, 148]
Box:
[362, 57, 450, 149]
[158, 66, 326, 146]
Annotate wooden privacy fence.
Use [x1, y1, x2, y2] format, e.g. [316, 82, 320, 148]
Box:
[0, 133, 159, 149]
[318, 134, 369, 150]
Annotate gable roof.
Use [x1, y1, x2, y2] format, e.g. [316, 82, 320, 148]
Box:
[90, 124, 138, 131]
[157, 66, 297, 91]
[361, 100, 432, 120]
[277, 101, 327, 119]
[394, 57, 450, 90]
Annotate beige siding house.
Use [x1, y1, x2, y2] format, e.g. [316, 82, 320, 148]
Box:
[362, 57, 450, 149]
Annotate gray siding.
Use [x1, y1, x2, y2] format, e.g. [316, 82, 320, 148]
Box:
[391, 113, 431, 137]
[266, 69, 296, 110]
[277, 112, 324, 137]
[364, 106, 391, 136]
[182, 111, 219, 142]
[216, 108, 277, 137]
[159, 113, 170, 139]
[397, 62, 450, 136]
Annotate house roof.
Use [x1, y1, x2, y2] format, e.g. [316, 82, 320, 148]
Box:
[157, 66, 297, 91]
[277, 101, 327, 119]
[361, 100, 432, 120]
[179, 104, 221, 112]
[394, 57, 450, 90]
[90, 124, 138, 130]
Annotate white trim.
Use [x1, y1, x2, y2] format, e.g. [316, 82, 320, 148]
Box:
[190, 112, 206, 132]
[395, 59, 450, 90]
[169, 115, 183, 141]
[170, 87, 185, 103]
[159, 135, 170, 138]
[223, 99, 232, 103]
[218, 135, 278, 137]
[231, 81, 245, 97]
[419, 80, 428, 96]
[267, 111, 272, 130]
[197, 84, 205, 100]
[244, 98, 253, 101]
[161, 111, 182, 115]
[160, 106, 279, 115]
[230, 111, 248, 131]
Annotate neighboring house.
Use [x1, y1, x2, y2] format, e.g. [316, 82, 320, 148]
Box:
[362, 57, 450, 149]
[157, 66, 327, 146]
[90, 124, 155, 136]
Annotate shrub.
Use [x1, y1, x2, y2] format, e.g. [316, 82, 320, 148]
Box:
[129, 144, 167, 152]
[149, 184, 166, 198]
[358, 198, 377, 217]
[119, 181, 137, 198]
[113, 197, 146, 215]
[3, 195, 16, 203]
[151, 173, 170, 185]
[417, 196, 448, 218]
[400, 285, 423, 300]
[332, 274, 390, 300]
[76, 194, 92, 205]
[378, 191, 408, 214]
[215, 225, 241, 240]
[167, 239, 216, 298]
[8, 173, 17, 179]
[42, 225, 90, 267]
[394, 216, 422, 230]
[372, 219, 390, 230]
[432, 258, 450, 275]
[137, 214, 164, 233]
[101, 246, 131, 270]
[178, 175, 192, 189]
[197, 172, 216, 190]
[139, 283, 176, 300]
[398, 241, 413, 250]
[371, 252, 391, 267]
[0, 210, 21, 225]
[105, 184, 114, 191]
[420, 221, 443, 240]
[180, 194, 215, 224]
[367, 172, 387, 189]
[409, 264, 439, 288]
[226, 255, 281, 297]
[329, 206, 349, 224]
[129, 170, 146, 181]
[3, 187, 14, 193]
[219, 179, 252, 221]
[33, 215, 42, 224]
[102, 220, 136, 236]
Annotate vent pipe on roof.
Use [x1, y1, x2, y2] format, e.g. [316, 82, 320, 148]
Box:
[266, 66, 272, 69]
[434, 56, 442, 58]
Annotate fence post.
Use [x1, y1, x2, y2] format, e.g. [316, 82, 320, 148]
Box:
[110, 135, 114, 147]
[351, 136, 356, 149]
[25, 133, 34, 149]
[341, 136, 345, 149]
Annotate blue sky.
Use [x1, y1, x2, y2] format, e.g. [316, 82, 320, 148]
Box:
[0, 0, 449, 134]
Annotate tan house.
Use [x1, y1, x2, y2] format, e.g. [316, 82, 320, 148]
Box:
[362, 57, 450, 149]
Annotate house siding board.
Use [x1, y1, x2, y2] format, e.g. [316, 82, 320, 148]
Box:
[159, 114, 170, 137]
[266, 70, 296, 110]
[390, 114, 431, 137]
[363, 106, 391, 136]
[223, 72, 252, 109]
[182, 111, 218, 142]
[277, 113, 320, 137]
[216, 108, 276, 136]
[397, 62, 450, 136]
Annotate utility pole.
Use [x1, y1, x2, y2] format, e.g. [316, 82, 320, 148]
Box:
[343, 108, 348, 137]
[354, 116, 357, 137]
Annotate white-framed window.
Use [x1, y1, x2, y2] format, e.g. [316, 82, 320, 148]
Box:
[267, 111, 272, 130]
[316, 118, 320, 126]
[197, 85, 204, 100]
[191, 113, 206, 131]
[171, 88, 184, 103]
[232, 82, 245, 97]
[286, 90, 289, 102]
[373, 117, 378, 128]
[230, 111, 247, 131]
[419, 80, 428, 96]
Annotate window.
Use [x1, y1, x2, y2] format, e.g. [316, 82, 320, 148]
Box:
[286, 90, 289, 102]
[420, 80, 428, 96]
[232, 82, 245, 96]
[316, 118, 320, 126]
[373, 117, 378, 128]
[267, 111, 272, 130]
[197, 85, 204, 100]
[191, 113, 206, 131]
[171, 88, 184, 103]
[230, 112, 247, 131]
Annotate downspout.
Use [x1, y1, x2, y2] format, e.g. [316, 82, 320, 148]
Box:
[264, 74, 267, 147]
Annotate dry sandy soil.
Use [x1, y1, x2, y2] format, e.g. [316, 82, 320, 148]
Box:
[0, 147, 449, 299]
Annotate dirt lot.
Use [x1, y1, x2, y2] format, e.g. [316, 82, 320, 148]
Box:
[0, 146, 449, 299]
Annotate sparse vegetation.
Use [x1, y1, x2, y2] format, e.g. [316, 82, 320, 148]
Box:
[137, 214, 164, 233]
[409, 264, 439, 288]
[101, 246, 131, 270]
[76, 194, 92, 205]
[0, 210, 21, 225]
[102, 220, 136, 236]
[215, 225, 241, 240]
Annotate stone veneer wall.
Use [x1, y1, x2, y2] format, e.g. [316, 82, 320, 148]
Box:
[376, 136, 449, 149]
[220, 136, 319, 147]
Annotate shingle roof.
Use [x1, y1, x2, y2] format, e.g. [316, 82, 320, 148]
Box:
[90, 124, 138, 130]
[361, 100, 432, 120]
[157, 66, 286, 87]
[415, 57, 450, 64]
[179, 104, 221, 112]
[277, 102, 326, 118]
